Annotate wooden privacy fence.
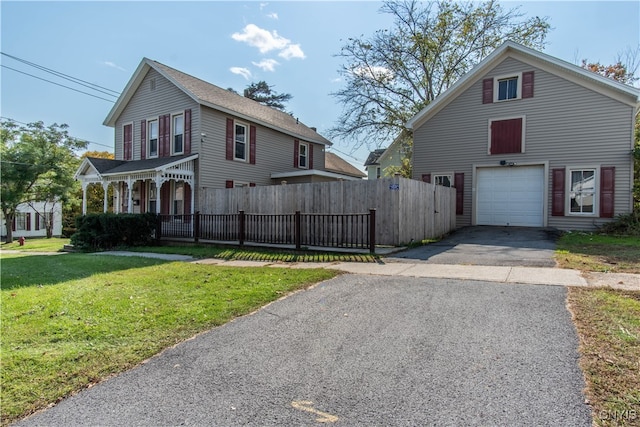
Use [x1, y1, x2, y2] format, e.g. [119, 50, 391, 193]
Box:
[199, 177, 456, 246]
[157, 210, 376, 252]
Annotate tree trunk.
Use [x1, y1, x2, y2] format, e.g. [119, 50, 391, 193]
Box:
[3, 211, 15, 243]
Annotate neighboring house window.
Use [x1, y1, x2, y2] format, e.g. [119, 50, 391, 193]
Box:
[16, 213, 27, 230]
[376, 167, 381, 179]
[298, 142, 309, 168]
[489, 117, 525, 155]
[148, 119, 159, 158]
[172, 114, 184, 155]
[569, 169, 596, 214]
[235, 123, 247, 161]
[433, 174, 452, 187]
[497, 76, 519, 101]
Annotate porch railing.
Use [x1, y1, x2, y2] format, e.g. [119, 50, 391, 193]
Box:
[157, 210, 376, 253]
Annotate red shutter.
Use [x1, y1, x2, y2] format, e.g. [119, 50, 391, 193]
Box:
[249, 183, 256, 187]
[293, 140, 300, 168]
[160, 182, 171, 214]
[140, 182, 146, 214]
[226, 118, 234, 160]
[158, 116, 165, 157]
[184, 183, 192, 215]
[26, 213, 31, 231]
[490, 118, 522, 154]
[184, 109, 191, 155]
[421, 174, 431, 183]
[226, 180, 234, 188]
[123, 124, 132, 160]
[35, 213, 40, 230]
[309, 144, 314, 169]
[522, 71, 534, 99]
[140, 120, 146, 160]
[249, 125, 256, 164]
[599, 166, 615, 218]
[482, 78, 493, 104]
[551, 168, 566, 216]
[12, 217, 16, 231]
[158, 114, 170, 157]
[454, 173, 464, 215]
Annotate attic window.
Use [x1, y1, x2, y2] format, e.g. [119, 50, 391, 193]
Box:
[150, 78, 156, 91]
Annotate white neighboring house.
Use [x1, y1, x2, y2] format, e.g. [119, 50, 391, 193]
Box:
[0, 202, 63, 239]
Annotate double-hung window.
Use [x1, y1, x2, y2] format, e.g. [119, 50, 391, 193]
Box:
[497, 76, 518, 100]
[172, 114, 184, 155]
[433, 174, 452, 187]
[298, 142, 308, 168]
[148, 119, 159, 158]
[16, 213, 27, 230]
[569, 169, 595, 214]
[235, 123, 247, 161]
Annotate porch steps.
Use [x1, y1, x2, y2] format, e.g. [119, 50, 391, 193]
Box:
[62, 244, 77, 252]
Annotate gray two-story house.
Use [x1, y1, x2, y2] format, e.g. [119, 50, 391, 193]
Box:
[75, 58, 358, 215]
[408, 41, 639, 230]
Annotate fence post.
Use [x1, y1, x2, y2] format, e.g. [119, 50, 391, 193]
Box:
[239, 210, 245, 246]
[194, 211, 200, 243]
[295, 211, 301, 250]
[156, 215, 162, 241]
[369, 208, 376, 254]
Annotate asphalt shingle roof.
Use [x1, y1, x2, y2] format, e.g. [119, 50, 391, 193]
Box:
[324, 152, 366, 178]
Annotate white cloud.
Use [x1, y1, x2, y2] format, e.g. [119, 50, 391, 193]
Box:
[230, 67, 252, 80]
[232, 24, 304, 60]
[278, 44, 305, 60]
[252, 59, 279, 72]
[266, 12, 278, 19]
[103, 61, 126, 72]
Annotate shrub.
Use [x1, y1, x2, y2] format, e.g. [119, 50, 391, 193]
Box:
[71, 212, 158, 251]
[599, 211, 640, 236]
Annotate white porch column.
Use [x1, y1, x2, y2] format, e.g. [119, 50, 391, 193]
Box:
[190, 180, 195, 216]
[155, 176, 163, 214]
[81, 181, 88, 215]
[127, 178, 133, 214]
[114, 184, 120, 214]
[102, 182, 109, 213]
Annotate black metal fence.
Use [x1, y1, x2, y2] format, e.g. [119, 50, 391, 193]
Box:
[157, 210, 376, 253]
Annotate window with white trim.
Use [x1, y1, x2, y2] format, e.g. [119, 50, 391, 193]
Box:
[569, 169, 595, 214]
[16, 213, 27, 230]
[173, 182, 184, 215]
[148, 119, 159, 158]
[172, 114, 184, 155]
[433, 174, 452, 187]
[298, 142, 309, 168]
[235, 123, 247, 161]
[494, 73, 522, 102]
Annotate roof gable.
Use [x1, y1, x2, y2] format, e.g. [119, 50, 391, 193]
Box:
[407, 41, 640, 130]
[105, 58, 332, 146]
[325, 152, 366, 178]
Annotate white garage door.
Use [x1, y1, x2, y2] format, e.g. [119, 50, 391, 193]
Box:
[476, 166, 544, 227]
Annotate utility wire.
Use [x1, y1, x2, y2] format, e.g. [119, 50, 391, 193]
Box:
[0, 116, 114, 150]
[1, 65, 117, 103]
[1, 52, 120, 97]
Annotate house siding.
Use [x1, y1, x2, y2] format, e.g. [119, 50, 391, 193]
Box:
[113, 68, 200, 161]
[198, 107, 326, 190]
[413, 57, 635, 230]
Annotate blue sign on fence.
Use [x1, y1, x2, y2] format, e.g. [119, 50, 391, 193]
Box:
[389, 184, 400, 190]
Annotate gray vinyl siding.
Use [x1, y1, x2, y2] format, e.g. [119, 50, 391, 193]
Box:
[413, 57, 635, 231]
[113, 68, 201, 161]
[199, 107, 326, 190]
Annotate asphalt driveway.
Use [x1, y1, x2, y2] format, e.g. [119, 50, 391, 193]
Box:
[388, 226, 560, 267]
[18, 275, 591, 426]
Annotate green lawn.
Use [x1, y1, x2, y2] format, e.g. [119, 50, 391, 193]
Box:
[1, 237, 70, 252]
[1, 252, 338, 425]
[556, 232, 640, 273]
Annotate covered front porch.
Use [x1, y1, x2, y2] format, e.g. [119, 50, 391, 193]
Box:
[74, 155, 198, 216]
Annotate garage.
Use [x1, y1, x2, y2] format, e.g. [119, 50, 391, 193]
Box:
[476, 165, 545, 227]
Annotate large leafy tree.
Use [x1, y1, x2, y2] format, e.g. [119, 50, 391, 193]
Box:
[243, 81, 292, 111]
[0, 119, 87, 242]
[330, 0, 551, 151]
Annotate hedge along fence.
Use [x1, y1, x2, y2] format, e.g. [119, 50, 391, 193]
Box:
[199, 177, 456, 246]
[71, 212, 158, 251]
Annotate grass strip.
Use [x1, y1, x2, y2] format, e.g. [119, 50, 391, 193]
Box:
[556, 233, 640, 273]
[1, 253, 338, 425]
[568, 287, 640, 426]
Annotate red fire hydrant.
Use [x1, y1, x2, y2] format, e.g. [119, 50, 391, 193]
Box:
[18, 236, 25, 246]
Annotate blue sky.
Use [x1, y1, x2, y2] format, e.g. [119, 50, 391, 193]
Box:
[1, 1, 638, 171]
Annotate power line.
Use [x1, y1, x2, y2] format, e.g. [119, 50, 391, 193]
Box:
[1, 52, 120, 97]
[0, 116, 114, 150]
[1, 65, 117, 103]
